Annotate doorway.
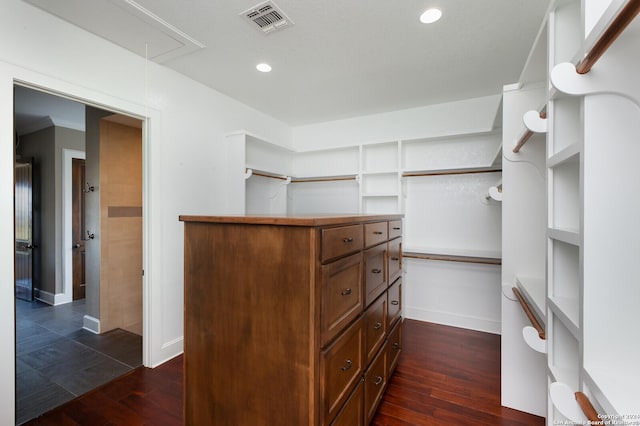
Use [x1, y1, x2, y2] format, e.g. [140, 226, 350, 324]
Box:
[71, 157, 86, 301]
[14, 158, 34, 302]
[14, 85, 144, 424]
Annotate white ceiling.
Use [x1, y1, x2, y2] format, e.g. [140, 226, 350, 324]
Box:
[21, 0, 551, 126]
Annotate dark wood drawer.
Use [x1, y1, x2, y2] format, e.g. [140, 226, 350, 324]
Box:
[364, 344, 387, 424]
[386, 319, 402, 378]
[387, 278, 402, 328]
[364, 293, 387, 365]
[322, 225, 363, 263]
[321, 316, 364, 425]
[321, 252, 364, 347]
[388, 220, 402, 240]
[330, 380, 364, 426]
[388, 238, 402, 284]
[364, 244, 387, 307]
[364, 222, 387, 248]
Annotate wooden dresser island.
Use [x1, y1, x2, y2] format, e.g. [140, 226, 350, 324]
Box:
[180, 214, 403, 425]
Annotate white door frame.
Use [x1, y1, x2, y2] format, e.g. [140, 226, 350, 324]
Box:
[2, 59, 162, 423]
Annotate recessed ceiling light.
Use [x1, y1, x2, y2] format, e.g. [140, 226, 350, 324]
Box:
[420, 8, 442, 24]
[256, 63, 272, 73]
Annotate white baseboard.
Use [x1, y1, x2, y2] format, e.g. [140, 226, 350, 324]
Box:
[34, 290, 72, 306]
[83, 315, 101, 334]
[34, 290, 55, 305]
[150, 336, 184, 368]
[405, 306, 501, 335]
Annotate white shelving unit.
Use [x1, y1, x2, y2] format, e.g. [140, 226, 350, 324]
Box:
[359, 141, 402, 214]
[230, 131, 501, 219]
[545, 0, 640, 423]
[500, 10, 548, 413]
[546, 0, 585, 423]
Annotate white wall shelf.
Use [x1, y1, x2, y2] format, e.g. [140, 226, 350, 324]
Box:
[401, 131, 501, 172]
[292, 146, 359, 179]
[547, 228, 580, 246]
[547, 145, 579, 168]
[547, 297, 579, 339]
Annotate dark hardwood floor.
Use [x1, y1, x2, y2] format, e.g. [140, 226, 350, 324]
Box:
[25, 320, 545, 425]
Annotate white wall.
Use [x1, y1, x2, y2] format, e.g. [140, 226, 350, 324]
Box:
[292, 94, 502, 149]
[0, 1, 291, 422]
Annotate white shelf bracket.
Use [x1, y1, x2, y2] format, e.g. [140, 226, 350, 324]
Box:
[485, 185, 502, 202]
[549, 382, 588, 424]
[522, 326, 546, 353]
[551, 62, 640, 108]
[523, 110, 547, 134]
[502, 284, 517, 301]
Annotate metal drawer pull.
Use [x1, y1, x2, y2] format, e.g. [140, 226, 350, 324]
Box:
[391, 257, 399, 261]
[391, 300, 399, 305]
[341, 288, 352, 296]
[373, 231, 383, 235]
[374, 376, 383, 386]
[392, 227, 401, 230]
[341, 359, 352, 371]
[343, 237, 354, 243]
[371, 268, 382, 274]
[393, 342, 400, 350]
[373, 322, 382, 330]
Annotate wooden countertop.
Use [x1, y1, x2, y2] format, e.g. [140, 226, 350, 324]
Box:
[179, 213, 403, 226]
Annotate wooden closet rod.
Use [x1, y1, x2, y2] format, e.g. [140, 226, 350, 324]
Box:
[512, 287, 545, 339]
[402, 167, 502, 178]
[513, 112, 547, 153]
[403, 251, 501, 265]
[291, 176, 357, 183]
[574, 392, 602, 424]
[576, 0, 640, 74]
[247, 169, 289, 181]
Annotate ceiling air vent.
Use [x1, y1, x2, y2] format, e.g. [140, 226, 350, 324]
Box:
[240, 1, 294, 35]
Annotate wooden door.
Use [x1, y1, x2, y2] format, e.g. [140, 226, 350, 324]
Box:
[15, 159, 34, 301]
[72, 158, 86, 300]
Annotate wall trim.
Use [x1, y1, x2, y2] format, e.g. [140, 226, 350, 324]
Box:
[151, 336, 183, 368]
[34, 290, 55, 305]
[404, 307, 501, 335]
[83, 314, 100, 334]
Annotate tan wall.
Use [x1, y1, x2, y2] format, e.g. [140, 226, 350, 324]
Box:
[99, 118, 142, 335]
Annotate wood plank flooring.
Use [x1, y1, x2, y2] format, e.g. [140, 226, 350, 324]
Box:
[371, 320, 544, 425]
[25, 319, 545, 425]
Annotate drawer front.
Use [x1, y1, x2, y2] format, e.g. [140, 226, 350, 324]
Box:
[364, 244, 387, 307]
[388, 220, 402, 240]
[388, 238, 402, 284]
[330, 381, 364, 426]
[322, 225, 363, 263]
[364, 293, 387, 365]
[387, 319, 402, 378]
[364, 345, 387, 424]
[321, 252, 364, 347]
[364, 222, 388, 248]
[321, 317, 364, 425]
[387, 278, 402, 328]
